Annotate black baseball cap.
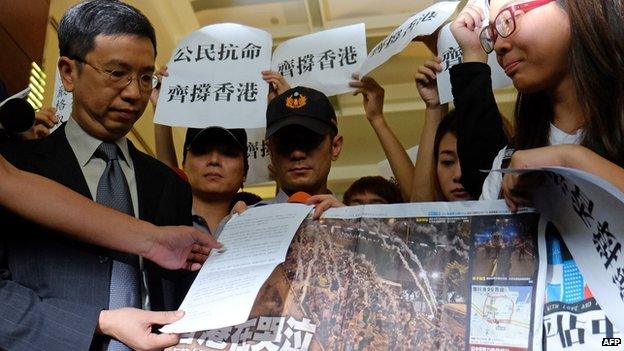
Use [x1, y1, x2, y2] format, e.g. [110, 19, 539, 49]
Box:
[184, 126, 248, 159]
[266, 86, 337, 139]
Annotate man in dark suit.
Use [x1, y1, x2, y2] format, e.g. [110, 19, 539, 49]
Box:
[0, 1, 197, 350]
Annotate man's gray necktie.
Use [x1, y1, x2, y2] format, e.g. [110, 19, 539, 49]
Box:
[94, 142, 140, 351]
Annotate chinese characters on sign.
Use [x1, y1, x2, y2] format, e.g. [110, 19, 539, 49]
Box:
[51, 68, 73, 132]
[166, 82, 259, 104]
[358, 1, 461, 76]
[271, 23, 367, 97]
[435, 19, 512, 104]
[527, 166, 624, 347]
[368, 11, 438, 58]
[243, 128, 271, 185]
[247, 139, 268, 161]
[173, 42, 263, 63]
[441, 47, 463, 71]
[544, 171, 624, 303]
[276, 46, 359, 78]
[154, 23, 272, 129]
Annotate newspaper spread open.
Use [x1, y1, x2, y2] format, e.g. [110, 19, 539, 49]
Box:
[167, 167, 624, 351]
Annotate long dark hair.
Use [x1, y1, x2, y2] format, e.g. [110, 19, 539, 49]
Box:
[512, 0, 624, 166]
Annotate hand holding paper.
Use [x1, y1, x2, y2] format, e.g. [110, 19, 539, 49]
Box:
[161, 203, 312, 334]
[450, 0, 489, 63]
[414, 57, 444, 108]
[436, 21, 512, 104]
[349, 74, 386, 123]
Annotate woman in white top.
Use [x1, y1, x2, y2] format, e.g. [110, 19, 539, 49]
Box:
[463, 0, 624, 209]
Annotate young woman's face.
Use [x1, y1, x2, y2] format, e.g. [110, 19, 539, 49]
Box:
[489, 0, 571, 93]
[437, 133, 471, 201]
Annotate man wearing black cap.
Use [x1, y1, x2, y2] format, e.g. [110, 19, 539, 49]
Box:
[262, 86, 344, 211]
[182, 127, 249, 234]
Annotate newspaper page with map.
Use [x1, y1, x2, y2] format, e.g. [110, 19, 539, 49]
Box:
[169, 201, 542, 351]
[166, 167, 624, 351]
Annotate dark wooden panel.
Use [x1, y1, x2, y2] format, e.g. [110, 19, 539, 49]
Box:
[0, 26, 31, 96]
[0, 0, 49, 64]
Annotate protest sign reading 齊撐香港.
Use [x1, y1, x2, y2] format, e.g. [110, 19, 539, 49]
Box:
[154, 1, 462, 131]
[271, 23, 367, 97]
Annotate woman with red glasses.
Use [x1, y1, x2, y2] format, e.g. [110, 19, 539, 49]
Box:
[455, 0, 624, 210]
[453, 2, 624, 347]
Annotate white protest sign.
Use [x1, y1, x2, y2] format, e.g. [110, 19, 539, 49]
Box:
[359, 1, 460, 76]
[377, 145, 419, 181]
[51, 67, 73, 132]
[155, 23, 272, 129]
[435, 3, 512, 104]
[272, 24, 367, 97]
[244, 127, 271, 185]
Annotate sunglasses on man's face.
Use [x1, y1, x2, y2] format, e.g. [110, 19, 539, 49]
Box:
[271, 126, 327, 156]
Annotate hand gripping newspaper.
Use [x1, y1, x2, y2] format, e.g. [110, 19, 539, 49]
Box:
[162, 167, 624, 351]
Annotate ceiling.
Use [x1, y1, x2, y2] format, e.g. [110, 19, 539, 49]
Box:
[44, 0, 517, 197]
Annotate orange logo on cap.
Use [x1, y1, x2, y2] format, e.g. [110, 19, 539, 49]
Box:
[285, 92, 307, 109]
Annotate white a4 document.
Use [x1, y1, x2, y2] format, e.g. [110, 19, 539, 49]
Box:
[161, 203, 312, 334]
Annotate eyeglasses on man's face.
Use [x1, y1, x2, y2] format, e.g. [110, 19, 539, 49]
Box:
[73, 57, 159, 93]
[479, 0, 555, 54]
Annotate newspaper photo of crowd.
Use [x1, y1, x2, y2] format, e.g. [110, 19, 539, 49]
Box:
[177, 214, 540, 351]
[471, 214, 539, 280]
[278, 216, 472, 350]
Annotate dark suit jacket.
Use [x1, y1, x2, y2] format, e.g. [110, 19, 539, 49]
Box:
[0, 125, 193, 351]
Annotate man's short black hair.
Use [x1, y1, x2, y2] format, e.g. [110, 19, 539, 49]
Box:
[58, 0, 157, 60]
[343, 176, 403, 205]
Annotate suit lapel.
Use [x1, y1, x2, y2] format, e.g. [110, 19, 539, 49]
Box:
[33, 125, 92, 199]
[128, 141, 161, 224]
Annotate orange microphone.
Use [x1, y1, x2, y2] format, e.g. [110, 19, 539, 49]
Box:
[288, 191, 311, 203]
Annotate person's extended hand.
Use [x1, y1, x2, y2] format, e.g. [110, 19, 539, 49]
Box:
[450, 0, 488, 63]
[20, 107, 58, 140]
[349, 74, 385, 124]
[150, 65, 169, 107]
[145, 225, 221, 271]
[98, 308, 183, 351]
[263, 70, 291, 101]
[502, 145, 571, 211]
[414, 58, 443, 108]
[306, 194, 345, 220]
